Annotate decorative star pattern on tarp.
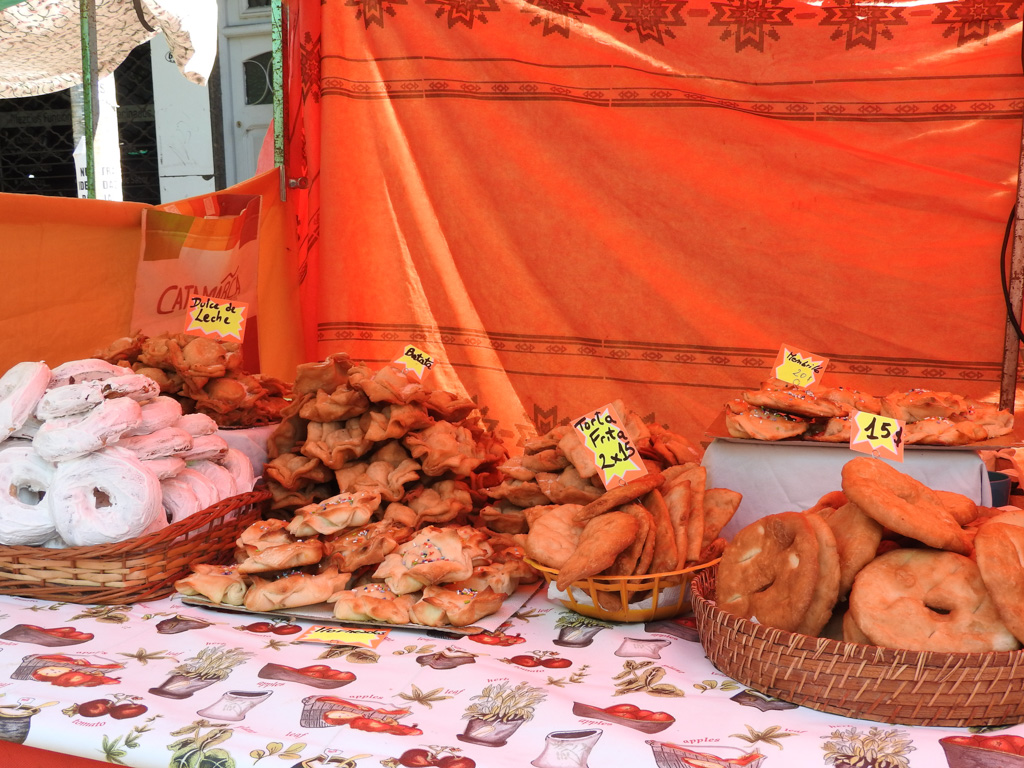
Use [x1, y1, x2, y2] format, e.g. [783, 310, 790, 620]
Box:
[345, 0, 408, 30]
[934, 0, 1023, 47]
[607, 0, 688, 45]
[709, 0, 794, 52]
[425, 0, 502, 29]
[522, 0, 591, 38]
[820, 0, 908, 50]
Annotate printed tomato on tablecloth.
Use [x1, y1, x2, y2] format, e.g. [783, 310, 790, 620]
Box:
[12, 653, 123, 687]
[0, 624, 94, 645]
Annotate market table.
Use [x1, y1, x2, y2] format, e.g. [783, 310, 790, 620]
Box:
[0, 586, 1016, 768]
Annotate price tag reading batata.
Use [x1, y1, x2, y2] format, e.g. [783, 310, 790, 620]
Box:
[850, 411, 904, 463]
[295, 625, 389, 649]
[572, 403, 647, 489]
[772, 344, 828, 389]
[393, 345, 434, 381]
[184, 293, 248, 342]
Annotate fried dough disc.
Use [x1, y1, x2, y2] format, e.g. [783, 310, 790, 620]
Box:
[715, 511, 820, 633]
[724, 400, 808, 441]
[804, 490, 848, 516]
[841, 456, 970, 555]
[818, 501, 883, 598]
[573, 472, 665, 524]
[555, 511, 638, 591]
[842, 608, 873, 645]
[742, 382, 844, 418]
[974, 521, 1024, 644]
[849, 548, 1019, 653]
[796, 512, 841, 636]
[934, 489, 979, 526]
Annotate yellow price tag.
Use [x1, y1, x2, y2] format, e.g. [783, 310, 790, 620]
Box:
[393, 345, 434, 380]
[294, 625, 389, 648]
[850, 411, 904, 462]
[184, 293, 248, 342]
[772, 344, 828, 389]
[572, 403, 647, 489]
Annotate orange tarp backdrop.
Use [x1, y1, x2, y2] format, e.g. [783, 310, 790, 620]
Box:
[0, 169, 302, 380]
[286, 0, 1024, 449]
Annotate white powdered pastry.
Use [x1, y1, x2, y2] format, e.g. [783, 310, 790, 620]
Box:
[174, 412, 218, 437]
[11, 415, 42, 439]
[35, 380, 104, 420]
[176, 433, 229, 462]
[188, 459, 237, 500]
[33, 397, 143, 462]
[141, 455, 187, 480]
[48, 447, 164, 546]
[0, 361, 51, 442]
[125, 396, 183, 437]
[161, 468, 219, 524]
[48, 358, 129, 388]
[0, 446, 57, 545]
[219, 447, 255, 493]
[100, 373, 161, 402]
[116, 426, 194, 461]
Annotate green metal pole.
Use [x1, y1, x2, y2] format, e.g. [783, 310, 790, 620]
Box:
[272, 0, 285, 199]
[78, 0, 98, 199]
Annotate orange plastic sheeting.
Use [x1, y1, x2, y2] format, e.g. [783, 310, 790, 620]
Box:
[0, 742, 106, 768]
[0, 169, 301, 380]
[286, 0, 1024, 450]
[0, 192, 146, 371]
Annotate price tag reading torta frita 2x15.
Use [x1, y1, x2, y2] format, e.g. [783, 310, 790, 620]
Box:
[772, 344, 829, 389]
[572, 403, 647, 489]
[850, 411, 904, 463]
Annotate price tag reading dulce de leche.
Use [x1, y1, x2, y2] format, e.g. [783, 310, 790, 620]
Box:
[572, 403, 647, 489]
[772, 344, 828, 389]
[393, 345, 434, 381]
[850, 410, 904, 463]
[295, 625, 389, 649]
[184, 293, 248, 342]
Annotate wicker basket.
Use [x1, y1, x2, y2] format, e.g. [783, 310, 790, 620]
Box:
[527, 558, 719, 622]
[0, 489, 270, 605]
[692, 567, 1024, 727]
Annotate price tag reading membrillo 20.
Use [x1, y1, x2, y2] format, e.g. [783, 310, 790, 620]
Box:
[850, 410, 905, 463]
[572, 402, 647, 489]
[772, 344, 829, 389]
[295, 625, 389, 649]
[393, 345, 434, 381]
[184, 293, 248, 342]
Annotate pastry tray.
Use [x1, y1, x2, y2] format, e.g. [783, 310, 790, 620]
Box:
[177, 581, 541, 637]
[704, 410, 1024, 451]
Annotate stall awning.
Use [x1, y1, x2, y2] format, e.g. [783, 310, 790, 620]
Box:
[0, 0, 217, 98]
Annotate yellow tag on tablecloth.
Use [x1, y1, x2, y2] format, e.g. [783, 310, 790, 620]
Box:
[850, 410, 904, 463]
[295, 625, 389, 648]
[393, 345, 434, 380]
[184, 293, 248, 342]
[772, 344, 828, 388]
[572, 402, 647, 489]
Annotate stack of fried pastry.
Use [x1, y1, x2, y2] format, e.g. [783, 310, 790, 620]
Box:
[715, 455, 1024, 654]
[516, 458, 741, 612]
[257, 353, 507, 516]
[95, 333, 292, 428]
[479, 403, 699, 535]
[724, 380, 1013, 446]
[175, 490, 537, 627]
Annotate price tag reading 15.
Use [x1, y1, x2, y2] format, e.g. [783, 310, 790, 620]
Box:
[850, 411, 904, 463]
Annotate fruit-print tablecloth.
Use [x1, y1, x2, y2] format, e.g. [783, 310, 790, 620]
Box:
[0, 588, 1019, 768]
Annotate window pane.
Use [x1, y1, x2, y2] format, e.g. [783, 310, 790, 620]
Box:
[243, 52, 273, 106]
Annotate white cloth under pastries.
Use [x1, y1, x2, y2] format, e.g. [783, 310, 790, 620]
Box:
[33, 397, 142, 462]
[0, 361, 50, 443]
[702, 438, 992, 540]
[48, 447, 164, 546]
[0, 446, 57, 545]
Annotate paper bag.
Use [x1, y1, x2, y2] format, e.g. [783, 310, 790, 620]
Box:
[131, 193, 262, 369]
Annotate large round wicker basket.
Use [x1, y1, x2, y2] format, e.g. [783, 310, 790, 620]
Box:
[0, 488, 270, 604]
[692, 567, 1024, 727]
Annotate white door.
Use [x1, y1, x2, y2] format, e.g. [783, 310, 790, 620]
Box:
[220, 5, 273, 186]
